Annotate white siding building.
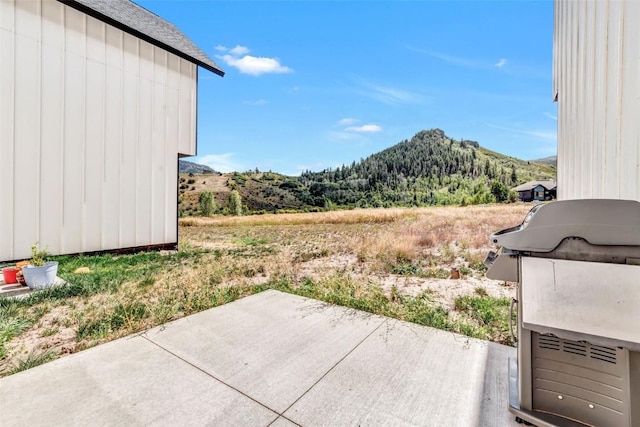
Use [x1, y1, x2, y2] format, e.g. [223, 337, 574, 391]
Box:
[0, 0, 223, 261]
[554, 0, 640, 200]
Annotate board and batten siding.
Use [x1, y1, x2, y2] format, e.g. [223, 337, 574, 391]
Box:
[554, 0, 640, 200]
[0, 0, 198, 261]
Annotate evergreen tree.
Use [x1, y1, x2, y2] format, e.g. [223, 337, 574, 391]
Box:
[484, 159, 491, 177]
[510, 165, 518, 185]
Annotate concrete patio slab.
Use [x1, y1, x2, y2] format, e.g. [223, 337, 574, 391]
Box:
[269, 417, 301, 427]
[144, 290, 386, 413]
[0, 281, 31, 298]
[284, 319, 516, 426]
[0, 290, 518, 426]
[0, 276, 67, 299]
[0, 335, 278, 427]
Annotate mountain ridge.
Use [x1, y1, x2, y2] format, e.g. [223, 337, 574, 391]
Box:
[178, 159, 218, 174]
[178, 129, 556, 215]
[530, 155, 557, 167]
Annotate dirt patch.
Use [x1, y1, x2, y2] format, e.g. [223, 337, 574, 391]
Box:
[2, 306, 78, 372]
[295, 253, 514, 310]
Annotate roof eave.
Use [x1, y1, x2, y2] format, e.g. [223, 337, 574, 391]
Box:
[58, 0, 225, 77]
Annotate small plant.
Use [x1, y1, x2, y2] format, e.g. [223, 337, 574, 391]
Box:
[439, 243, 456, 263]
[7, 348, 56, 374]
[469, 260, 487, 271]
[39, 327, 59, 337]
[423, 267, 451, 279]
[30, 242, 49, 267]
[293, 249, 329, 263]
[459, 266, 473, 276]
[391, 262, 420, 275]
[0, 313, 32, 359]
[474, 286, 488, 296]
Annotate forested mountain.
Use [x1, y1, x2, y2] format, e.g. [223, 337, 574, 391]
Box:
[297, 129, 555, 208]
[178, 129, 556, 215]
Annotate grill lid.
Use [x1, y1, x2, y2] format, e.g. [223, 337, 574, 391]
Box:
[490, 199, 640, 253]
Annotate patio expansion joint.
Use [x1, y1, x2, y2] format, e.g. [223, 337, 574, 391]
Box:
[269, 317, 389, 426]
[140, 334, 297, 425]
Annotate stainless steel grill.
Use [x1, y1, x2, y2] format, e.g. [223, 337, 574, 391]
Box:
[485, 199, 640, 427]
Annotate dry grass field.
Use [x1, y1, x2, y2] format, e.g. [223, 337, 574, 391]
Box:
[0, 203, 532, 376]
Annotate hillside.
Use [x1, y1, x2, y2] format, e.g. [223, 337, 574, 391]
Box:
[531, 155, 557, 167]
[178, 159, 219, 174]
[179, 128, 556, 215]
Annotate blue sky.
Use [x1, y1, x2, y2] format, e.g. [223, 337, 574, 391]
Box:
[139, 1, 556, 176]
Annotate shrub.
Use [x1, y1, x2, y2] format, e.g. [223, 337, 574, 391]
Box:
[198, 191, 216, 216]
[490, 180, 509, 202]
[228, 190, 242, 216]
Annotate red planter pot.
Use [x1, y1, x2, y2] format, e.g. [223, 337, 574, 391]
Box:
[2, 267, 19, 284]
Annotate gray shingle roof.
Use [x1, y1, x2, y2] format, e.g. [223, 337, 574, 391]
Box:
[512, 180, 557, 192]
[59, 0, 224, 76]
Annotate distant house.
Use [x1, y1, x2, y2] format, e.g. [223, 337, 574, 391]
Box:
[0, 0, 224, 261]
[512, 180, 557, 202]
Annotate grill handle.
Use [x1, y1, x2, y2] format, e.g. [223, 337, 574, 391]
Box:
[484, 250, 498, 269]
[510, 297, 518, 344]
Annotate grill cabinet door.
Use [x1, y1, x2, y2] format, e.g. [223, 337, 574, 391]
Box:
[532, 333, 629, 426]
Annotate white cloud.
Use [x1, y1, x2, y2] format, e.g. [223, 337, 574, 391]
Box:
[353, 77, 424, 105]
[218, 54, 292, 76]
[367, 83, 421, 105]
[215, 44, 292, 76]
[243, 99, 268, 106]
[409, 47, 510, 72]
[335, 117, 381, 134]
[408, 47, 485, 68]
[229, 45, 250, 56]
[544, 112, 558, 121]
[194, 153, 242, 173]
[337, 118, 358, 126]
[345, 124, 382, 133]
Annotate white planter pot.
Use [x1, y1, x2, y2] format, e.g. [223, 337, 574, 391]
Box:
[22, 261, 59, 289]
